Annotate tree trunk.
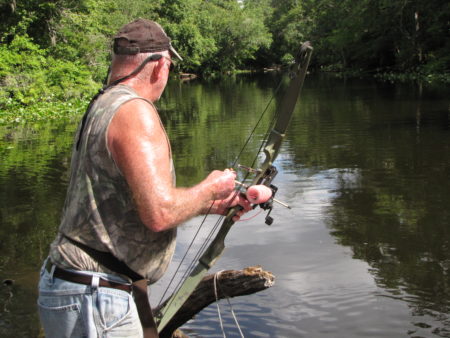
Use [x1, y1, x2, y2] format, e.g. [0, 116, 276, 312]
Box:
[155, 266, 275, 338]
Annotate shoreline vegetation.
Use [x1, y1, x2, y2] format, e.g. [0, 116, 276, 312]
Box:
[1, 0, 448, 124]
[1, 68, 448, 124]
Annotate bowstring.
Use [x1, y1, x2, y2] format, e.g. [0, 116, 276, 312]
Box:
[157, 69, 288, 307]
[157, 201, 218, 305]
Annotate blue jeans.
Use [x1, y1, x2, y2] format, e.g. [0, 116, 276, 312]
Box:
[38, 259, 143, 337]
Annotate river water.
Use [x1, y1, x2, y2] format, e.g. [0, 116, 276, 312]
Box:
[1, 73, 449, 337]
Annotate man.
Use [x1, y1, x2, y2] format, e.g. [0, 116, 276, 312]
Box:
[38, 18, 251, 337]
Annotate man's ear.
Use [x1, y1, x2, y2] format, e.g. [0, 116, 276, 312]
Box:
[151, 57, 166, 82]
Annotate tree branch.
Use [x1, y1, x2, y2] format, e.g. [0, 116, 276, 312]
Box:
[156, 266, 275, 338]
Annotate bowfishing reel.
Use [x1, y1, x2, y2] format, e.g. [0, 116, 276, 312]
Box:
[237, 164, 290, 225]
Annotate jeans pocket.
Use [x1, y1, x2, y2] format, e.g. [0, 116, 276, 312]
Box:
[38, 301, 87, 337]
[96, 290, 133, 329]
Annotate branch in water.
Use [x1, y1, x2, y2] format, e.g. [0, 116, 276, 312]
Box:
[156, 266, 275, 338]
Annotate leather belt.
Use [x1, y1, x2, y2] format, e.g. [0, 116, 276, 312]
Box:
[45, 260, 132, 293]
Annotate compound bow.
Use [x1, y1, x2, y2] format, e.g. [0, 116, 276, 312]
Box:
[155, 42, 313, 335]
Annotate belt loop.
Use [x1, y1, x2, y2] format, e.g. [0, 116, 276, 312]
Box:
[91, 275, 100, 290]
[49, 263, 56, 283]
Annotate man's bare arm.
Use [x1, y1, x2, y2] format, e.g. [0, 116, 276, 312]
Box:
[107, 99, 241, 232]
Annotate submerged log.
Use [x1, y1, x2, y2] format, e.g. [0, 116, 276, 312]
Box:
[155, 266, 275, 338]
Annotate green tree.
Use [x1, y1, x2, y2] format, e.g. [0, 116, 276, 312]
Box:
[0, 34, 96, 107]
[200, 0, 272, 73]
[1, 0, 449, 114]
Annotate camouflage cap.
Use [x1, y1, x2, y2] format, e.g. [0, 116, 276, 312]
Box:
[113, 18, 182, 61]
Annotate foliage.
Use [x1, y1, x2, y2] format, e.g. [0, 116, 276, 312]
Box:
[198, 0, 272, 73]
[155, 0, 271, 74]
[156, 0, 219, 72]
[0, 97, 89, 124]
[0, 34, 97, 107]
[0, 0, 448, 120]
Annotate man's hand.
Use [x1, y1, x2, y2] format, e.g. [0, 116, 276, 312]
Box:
[203, 169, 237, 200]
[211, 191, 253, 221]
[201, 169, 252, 220]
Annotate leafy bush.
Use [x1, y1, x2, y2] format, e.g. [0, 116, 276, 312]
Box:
[0, 34, 97, 109]
[0, 35, 49, 105]
[0, 97, 90, 124]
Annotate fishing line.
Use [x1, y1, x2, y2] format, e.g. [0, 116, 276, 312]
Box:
[214, 271, 227, 337]
[214, 271, 245, 338]
[236, 209, 264, 222]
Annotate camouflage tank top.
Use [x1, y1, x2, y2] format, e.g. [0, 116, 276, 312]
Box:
[49, 85, 176, 283]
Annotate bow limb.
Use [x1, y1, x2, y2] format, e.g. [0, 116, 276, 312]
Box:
[155, 42, 313, 334]
[155, 210, 236, 334]
[260, 42, 313, 172]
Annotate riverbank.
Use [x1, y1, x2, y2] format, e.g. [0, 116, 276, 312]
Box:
[0, 97, 89, 124]
[1, 70, 448, 124]
[322, 67, 450, 84]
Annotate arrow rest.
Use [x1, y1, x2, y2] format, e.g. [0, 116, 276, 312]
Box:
[237, 164, 262, 175]
[257, 166, 278, 186]
[238, 164, 278, 186]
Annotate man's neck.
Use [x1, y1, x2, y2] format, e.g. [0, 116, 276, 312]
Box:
[119, 79, 157, 102]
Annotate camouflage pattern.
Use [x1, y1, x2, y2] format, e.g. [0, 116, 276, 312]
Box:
[49, 85, 176, 284]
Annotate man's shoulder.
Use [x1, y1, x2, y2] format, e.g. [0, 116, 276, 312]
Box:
[115, 97, 159, 124]
[108, 94, 163, 144]
[102, 84, 155, 113]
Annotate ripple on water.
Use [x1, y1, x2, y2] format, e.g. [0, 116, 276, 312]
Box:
[182, 297, 277, 337]
[267, 283, 413, 337]
[181, 279, 413, 337]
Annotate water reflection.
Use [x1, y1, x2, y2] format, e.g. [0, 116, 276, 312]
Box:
[0, 120, 78, 336]
[301, 76, 450, 337]
[1, 74, 449, 336]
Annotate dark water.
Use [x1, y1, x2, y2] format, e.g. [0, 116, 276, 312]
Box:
[1, 73, 449, 337]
